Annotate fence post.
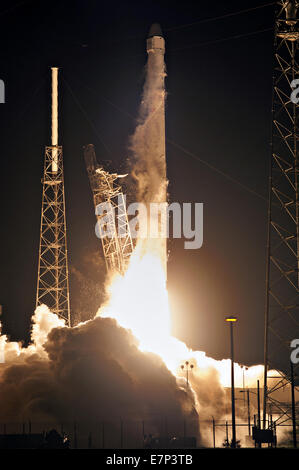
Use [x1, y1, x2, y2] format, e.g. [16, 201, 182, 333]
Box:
[212, 417, 215, 448]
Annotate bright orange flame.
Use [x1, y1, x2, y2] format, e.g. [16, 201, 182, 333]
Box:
[98, 239, 265, 389]
[100, 244, 171, 354]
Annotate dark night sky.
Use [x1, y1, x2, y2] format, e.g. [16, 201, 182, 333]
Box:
[0, 1, 276, 366]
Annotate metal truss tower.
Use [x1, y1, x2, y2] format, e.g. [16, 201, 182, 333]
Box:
[84, 144, 134, 275]
[264, 0, 299, 427]
[36, 68, 71, 326]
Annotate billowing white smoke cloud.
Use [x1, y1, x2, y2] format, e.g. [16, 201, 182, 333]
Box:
[0, 306, 199, 447]
[0, 304, 294, 447]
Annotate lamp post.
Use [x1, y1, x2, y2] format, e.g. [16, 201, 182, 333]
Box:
[180, 361, 194, 387]
[225, 315, 238, 448]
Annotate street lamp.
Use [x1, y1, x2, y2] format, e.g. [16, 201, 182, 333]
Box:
[225, 315, 238, 449]
[180, 361, 194, 387]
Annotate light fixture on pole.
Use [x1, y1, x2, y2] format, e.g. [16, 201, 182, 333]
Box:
[225, 315, 238, 448]
[180, 361, 194, 387]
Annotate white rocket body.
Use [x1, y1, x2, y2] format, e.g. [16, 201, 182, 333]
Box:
[145, 24, 167, 274]
[145, 24, 166, 204]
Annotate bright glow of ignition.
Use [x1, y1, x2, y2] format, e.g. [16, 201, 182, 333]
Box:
[98, 240, 264, 388]
[101, 244, 171, 354]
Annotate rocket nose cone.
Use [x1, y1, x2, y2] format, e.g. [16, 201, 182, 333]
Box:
[148, 23, 163, 38]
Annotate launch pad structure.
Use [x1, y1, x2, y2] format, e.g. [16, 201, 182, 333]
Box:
[84, 144, 134, 275]
[36, 68, 71, 326]
[263, 0, 299, 434]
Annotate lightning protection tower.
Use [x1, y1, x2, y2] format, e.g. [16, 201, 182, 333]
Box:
[36, 67, 71, 326]
[264, 0, 299, 428]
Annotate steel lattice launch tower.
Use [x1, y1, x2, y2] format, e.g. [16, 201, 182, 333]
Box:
[263, 0, 299, 427]
[36, 68, 71, 326]
[84, 144, 134, 275]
